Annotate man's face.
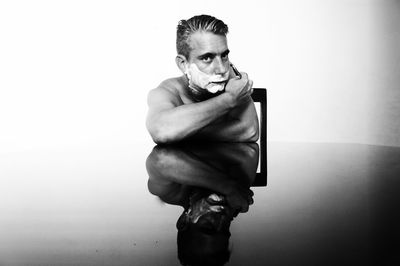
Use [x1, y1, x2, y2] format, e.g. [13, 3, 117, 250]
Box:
[184, 31, 231, 93]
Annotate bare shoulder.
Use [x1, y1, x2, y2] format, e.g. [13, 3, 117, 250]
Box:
[147, 76, 187, 108]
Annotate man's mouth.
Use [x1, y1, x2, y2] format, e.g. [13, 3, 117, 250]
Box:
[210, 80, 228, 85]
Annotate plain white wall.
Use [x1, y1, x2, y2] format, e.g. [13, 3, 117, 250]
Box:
[1, 0, 399, 153]
[370, 0, 400, 147]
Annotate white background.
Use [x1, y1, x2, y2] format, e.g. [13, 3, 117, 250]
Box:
[1, 0, 400, 153]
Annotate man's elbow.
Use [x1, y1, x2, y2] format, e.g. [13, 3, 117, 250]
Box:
[150, 134, 167, 145]
[148, 128, 171, 144]
[147, 123, 179, 144]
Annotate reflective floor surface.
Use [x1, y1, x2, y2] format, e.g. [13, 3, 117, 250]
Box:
[1, 141, 399, 265]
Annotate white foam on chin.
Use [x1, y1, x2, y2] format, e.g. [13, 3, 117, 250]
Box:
[186, 63, 229, 91]
[207, 83, 225, 93]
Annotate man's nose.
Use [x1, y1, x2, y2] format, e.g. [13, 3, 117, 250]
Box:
[213, 57, 228, 75]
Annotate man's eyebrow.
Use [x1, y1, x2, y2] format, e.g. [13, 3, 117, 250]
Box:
[198, 49, 230, 59]
[221, 49, 230, 56]
[198, 52, 216, 59]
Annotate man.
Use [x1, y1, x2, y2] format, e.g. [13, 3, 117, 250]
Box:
[146, 15, 259, 144]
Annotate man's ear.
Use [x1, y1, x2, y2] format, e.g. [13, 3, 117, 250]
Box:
[175, 55, 188, 74]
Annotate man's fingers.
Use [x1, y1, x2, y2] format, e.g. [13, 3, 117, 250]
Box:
[225, 72, 253, 103]
[247, 80, 254, 96]
[248, 80, 253, 91]
[240, 72, 248, 81]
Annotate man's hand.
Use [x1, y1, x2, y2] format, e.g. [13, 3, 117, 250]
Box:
[224, 72, 254, 107]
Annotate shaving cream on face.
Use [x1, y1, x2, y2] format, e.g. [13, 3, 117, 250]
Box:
[185, 63, 229, 94]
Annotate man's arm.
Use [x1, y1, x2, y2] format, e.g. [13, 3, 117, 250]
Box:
[190, 96, 259, 142]
[146, 74, 253, 144]
[146, 85, 235, 144]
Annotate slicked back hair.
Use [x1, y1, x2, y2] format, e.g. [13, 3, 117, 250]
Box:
[176, 15, 229, 60]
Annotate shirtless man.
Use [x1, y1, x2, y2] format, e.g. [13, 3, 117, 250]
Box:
[146, 15, 259, 144]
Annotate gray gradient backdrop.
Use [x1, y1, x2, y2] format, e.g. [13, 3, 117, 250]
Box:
[1, 0, 399, 151]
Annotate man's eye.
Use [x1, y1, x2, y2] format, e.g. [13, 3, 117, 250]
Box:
[202, 57, 212, 63]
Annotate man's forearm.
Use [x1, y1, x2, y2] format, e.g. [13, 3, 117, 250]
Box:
[191, 98, 259, 142]
[193, 118, 246, 141]
[192, 117, 258, 142]
[147, 92, 235, 143]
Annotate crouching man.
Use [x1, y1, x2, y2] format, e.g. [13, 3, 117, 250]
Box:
[146, 15, 259, 144]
